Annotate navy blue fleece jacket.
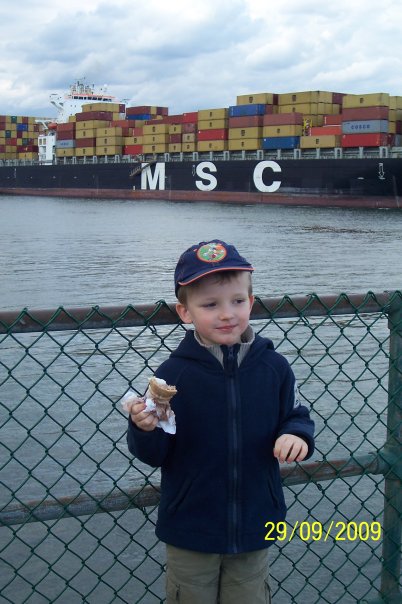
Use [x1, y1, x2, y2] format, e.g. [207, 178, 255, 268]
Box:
[127, 329, 314, 554]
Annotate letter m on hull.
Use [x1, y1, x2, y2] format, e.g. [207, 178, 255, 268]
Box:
[141, 163, 166, 190]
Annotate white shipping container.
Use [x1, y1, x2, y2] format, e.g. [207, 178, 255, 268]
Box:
[342, 120, 389, 134]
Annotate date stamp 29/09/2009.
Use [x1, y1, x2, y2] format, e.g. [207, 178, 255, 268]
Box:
[264, 521, 382, 542]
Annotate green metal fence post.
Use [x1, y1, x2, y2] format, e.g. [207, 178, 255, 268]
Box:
[380, 295, 402, 602]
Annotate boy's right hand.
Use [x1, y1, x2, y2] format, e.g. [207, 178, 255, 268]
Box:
[129, 399, 159, 432]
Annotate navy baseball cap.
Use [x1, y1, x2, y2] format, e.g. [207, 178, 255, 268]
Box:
[174, 240, 254, 295]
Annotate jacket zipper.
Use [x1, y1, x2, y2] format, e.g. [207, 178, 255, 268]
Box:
[225, 345, 241, 553]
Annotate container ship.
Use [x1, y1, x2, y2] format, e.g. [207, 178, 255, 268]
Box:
[0, 83, 401, 209]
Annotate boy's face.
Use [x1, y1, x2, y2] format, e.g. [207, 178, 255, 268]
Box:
[176, 272, 254, 347]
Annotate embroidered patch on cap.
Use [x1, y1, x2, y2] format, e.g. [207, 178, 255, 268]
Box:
[196, 242, 227, 263]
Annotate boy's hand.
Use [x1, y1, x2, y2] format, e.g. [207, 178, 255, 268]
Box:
[128, 399, 159, 432]
[273, 434, 308, 463]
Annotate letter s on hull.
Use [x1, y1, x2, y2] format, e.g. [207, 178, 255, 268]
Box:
[195, 162, 218, 191]
[253, 161, 282, 193]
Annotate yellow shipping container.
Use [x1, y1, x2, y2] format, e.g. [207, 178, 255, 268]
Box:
[143, 124, 169, 135]
[76, 129, 97, 139]
[342, 93, 390, 108]
[95, 136, 124, 146]
[228, 139, 261, 151]
[82, 102, 122, 113]
[278, 103, 332, 115]
[6, 145, 17, 152]
[198, 119, 228, 130]
[390, 96, 402, 110]
[168, 143, 182, 153]
[300, 135, 341, 149]
[182, 142, 196, 152]
[96, 127, 123, 136]
[302, 115, 324, 127]
[228, 127, 262, 140]
[124, 136, 144, 145]
[169, 124, 182, 134]
[278, 91, 333, 105]
[198, 108, 228, 120]
[143, 134, 169, 144]
[4, 152, 17, 159]
[0, 137, 5, 145]
[263, 125, 303, 137]
[17, 152, 38, 161]
[55, 148, 75, 158]
[75, 147, 96, 157]
[236, 92, 275, 105]
[143, 144, 168, 154]
[197, 140, 228, 152]
[76, 120, 110, 130]
[96, 145, 123, 156]
[182, 133, 196, 143]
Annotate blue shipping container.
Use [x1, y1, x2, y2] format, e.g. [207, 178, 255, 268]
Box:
[17, 123, 28, 131]
[229, 104, 267, 117]
[56, 139, 76, 149]
[342, 120, 389, 134]
[126, 114, 152, 121]
[262, 136, 300, 150]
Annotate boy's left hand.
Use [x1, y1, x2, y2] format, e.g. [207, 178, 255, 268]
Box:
[274, 434, 308, 463]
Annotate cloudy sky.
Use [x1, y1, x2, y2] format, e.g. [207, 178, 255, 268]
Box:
[1, 0, 401, 118]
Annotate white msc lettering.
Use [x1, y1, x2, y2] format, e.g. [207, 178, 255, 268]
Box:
[141, 162, 165, 190]
[195, 162, 218, 191]
[253, 161, 282, 193]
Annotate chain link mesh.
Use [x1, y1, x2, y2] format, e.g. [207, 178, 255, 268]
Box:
[1, 292, 401, 603]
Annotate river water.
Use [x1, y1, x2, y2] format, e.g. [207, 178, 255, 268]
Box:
[1, 195, 401, 603]
[1, 195, 402, 310]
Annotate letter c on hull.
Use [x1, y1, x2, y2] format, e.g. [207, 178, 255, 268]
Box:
[253, 161, 282, 193]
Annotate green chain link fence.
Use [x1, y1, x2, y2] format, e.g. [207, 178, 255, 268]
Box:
[0, 292, 401, 603]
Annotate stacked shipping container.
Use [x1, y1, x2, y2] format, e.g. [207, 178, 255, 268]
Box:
[3, 90, 402, 162]
[0, 115, 39, 160]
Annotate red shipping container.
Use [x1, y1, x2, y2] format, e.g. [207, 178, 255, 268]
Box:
[182, 122, 197, 134]
[169, 134, 182, 143]
[57, 130, 77, 140]
[228, 115, 263, 128]
[124, 144, 143, 155]
[197, 128, 228, 141]
[132, 127, 144, 136]
[342, 106, 389, 121]
[264, 105, 275, 114]
[182, 112, 198, 123]
[0, 144, 5, 152]
[75, 138, 97, 148]
[332, 92, 346, 104]
[396, 122, 402, 135]
[341, 133, 389, 147]
[263, 112, 303, 126]
[111, 119, 132, 128]
[57, 123, 76, 132]
[76, 111, 113, 121]
[163, 114, 184, 124]
[310, 126, 342, 135]
[324, 114, 342, 126]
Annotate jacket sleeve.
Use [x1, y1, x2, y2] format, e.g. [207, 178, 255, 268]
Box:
[126, 416, 173, 468]
[277, 361, 315, 459]
[125, 361, 179, 468]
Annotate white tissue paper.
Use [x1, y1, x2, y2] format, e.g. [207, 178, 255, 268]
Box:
[121, 388, 176, 434]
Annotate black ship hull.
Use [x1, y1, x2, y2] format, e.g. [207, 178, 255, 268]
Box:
[0, 158, 401, 209]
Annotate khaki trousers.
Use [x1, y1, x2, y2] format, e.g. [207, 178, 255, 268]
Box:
[166, 544, 271, 604]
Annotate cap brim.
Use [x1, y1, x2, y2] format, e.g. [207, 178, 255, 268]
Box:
[178, 265, 254, 288]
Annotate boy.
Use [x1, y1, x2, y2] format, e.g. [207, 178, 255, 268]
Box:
[126, 239, 314, 604]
